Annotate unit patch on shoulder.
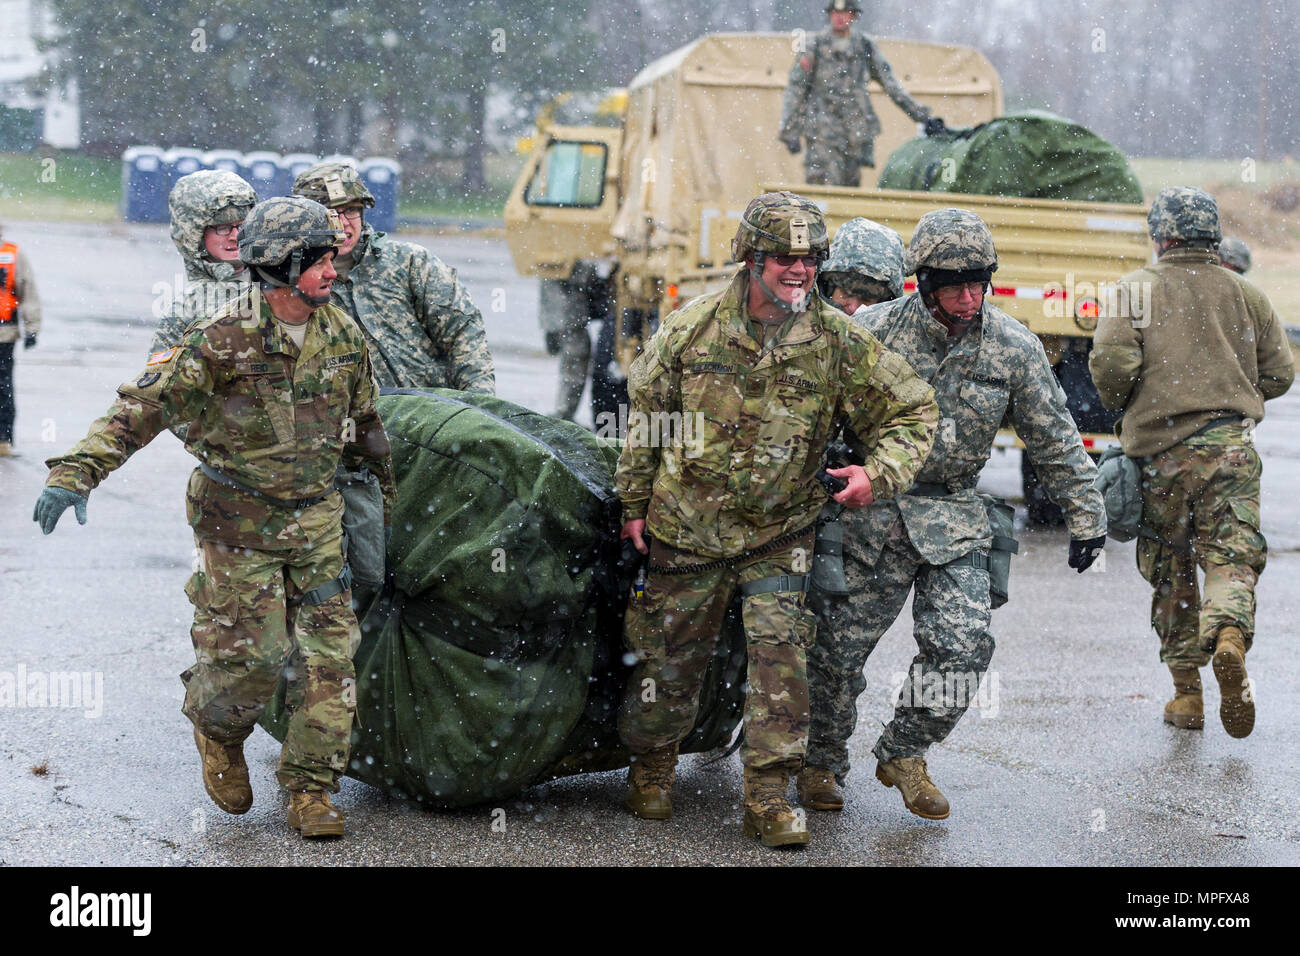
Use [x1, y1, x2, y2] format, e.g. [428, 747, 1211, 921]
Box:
[136, 372, 161, 388]
[146, 347, 177, 366]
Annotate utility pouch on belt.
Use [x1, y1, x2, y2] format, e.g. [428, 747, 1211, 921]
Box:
[811, 505, 849, 596]
[978, 494, 1018, 609]
[336, 467, 386, 589]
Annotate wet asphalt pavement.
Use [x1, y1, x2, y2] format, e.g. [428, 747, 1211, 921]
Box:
[1, 220, 1297, 866]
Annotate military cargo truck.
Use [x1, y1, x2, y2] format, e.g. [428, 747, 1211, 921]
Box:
[505, 32, 1151, 517]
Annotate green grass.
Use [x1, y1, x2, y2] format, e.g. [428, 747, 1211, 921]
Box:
[0, 152, 121, 222]
[399, 152, 525, 221]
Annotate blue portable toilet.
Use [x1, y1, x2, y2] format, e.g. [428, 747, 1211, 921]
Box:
[165, 148, 207, 193]
[359, 157, 401, 233]
[204, 149, 243, 175]
[241, 150, 282, 197]
[280, 153, 320, 192]
[121, 146, 169, 223]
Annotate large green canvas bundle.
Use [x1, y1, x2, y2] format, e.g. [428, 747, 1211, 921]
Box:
[878, 110, 1144, 203]
[261, 390, 746, 806]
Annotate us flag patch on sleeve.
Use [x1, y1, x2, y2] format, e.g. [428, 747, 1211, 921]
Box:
[146, 348, 177, 366]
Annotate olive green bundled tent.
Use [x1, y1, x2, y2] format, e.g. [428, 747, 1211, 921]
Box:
[878, 110, 1144, 203]
[261, 390, 745, 807]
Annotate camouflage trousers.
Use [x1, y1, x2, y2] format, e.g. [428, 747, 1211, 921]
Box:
[1137, 427, 1266, 668]
[180, 524, 360, 792]
[618, 532, 818, 771]
[553, 322, 591, 421]
[807, 518, 993, 779]
[804, 137, 869, 188]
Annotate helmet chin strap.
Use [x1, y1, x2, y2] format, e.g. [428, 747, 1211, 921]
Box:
[255, 251, 330, 308]
[750, 258, 809, 315]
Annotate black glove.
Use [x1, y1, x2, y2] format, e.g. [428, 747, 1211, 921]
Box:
[1068, 535, 1106, 573]
[543, 331, 561, 356]
[782, 138, 802, 155]
[923, 116, 948, 137]
[23, 334, 36, 350]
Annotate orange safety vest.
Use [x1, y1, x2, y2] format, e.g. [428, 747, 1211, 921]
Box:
[0, 241, 18, 324]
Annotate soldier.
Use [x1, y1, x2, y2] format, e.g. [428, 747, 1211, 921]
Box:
[1090, 188, 1293, 739]
[0, 222, 41, 458]
[1218, 237, 1252, 275]
[33, 197, 396, 839]
[779, 0, 947, 187]
[616, 191, 938, 848]
[819, 216, 906, 316]
[799, 208, 1107, 818]
[292, 162, 495, 393]
[149, 170, 258, 356]
[541, 262, 609, 421]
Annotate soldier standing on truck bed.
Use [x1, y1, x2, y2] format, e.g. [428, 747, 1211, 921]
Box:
[779, 0, 948, 188]
[615, 191, 938, 848]
[799, 208, 1107, 819]
[1090, 188, 1293, 740]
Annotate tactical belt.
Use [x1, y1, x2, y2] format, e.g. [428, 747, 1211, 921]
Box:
[906, 481, 955, 497]
[1189, 416, 1245, 440]
[199, 463, 352, 605]
[200, 463, 334, 511]
[740, 574, 811, 596]
[648, 522, 817, 576]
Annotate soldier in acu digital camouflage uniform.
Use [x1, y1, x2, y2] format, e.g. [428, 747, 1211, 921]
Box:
[616, 191, 938, 848]
[1091, 188, 1293, 739]
[34, 197, 396, 839]
[819, 216, 906, 317]
[1217, 237, 1252, 275]
[799, 208, 1107, 819]
[779, 0, 947, 187]
[293, 162, 495, 393]
[150, 170, 258, 357]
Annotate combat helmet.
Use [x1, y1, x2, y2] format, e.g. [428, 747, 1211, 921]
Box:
[1218, 237, 1251, 274]
[1146, 186, 1221, 245]
[822, 217, 906, 301]
[826, 0, 862, 12]
[732, 191, 829, 314]
[168, 169, 258, 263]
[238, 196, 345, 306]
[292, 161, 375, 209]
[904, 207, 998, 304]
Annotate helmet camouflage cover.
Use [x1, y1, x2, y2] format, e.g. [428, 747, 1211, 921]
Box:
[1218, 236, 1251, 272]
[731, 191, 829, 263]
[826, 0, 862, 11]
[822, 217, 906, 298]
[293, 161, 376, 209]
[238, 196, 345, 270]
[904, 207, 998, 275]
[1146, 186, 1221, 243]
[168, 169, 258, 261]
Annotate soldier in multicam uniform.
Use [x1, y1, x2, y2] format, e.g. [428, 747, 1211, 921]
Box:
[819, 216, 906, 316]
[292, 162, 495, 393]
[616, 191, 938, 848]
[1217, 237, 1252, 275]
[150, 170, 258, 357]
[1091, 188, 1293, 739]
[34, 197, 396, 839]
[799, 208, 1107, 819]
[779, 0, 947, 187]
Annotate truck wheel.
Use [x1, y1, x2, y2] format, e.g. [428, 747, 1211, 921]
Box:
[590, 317, 627, 430]
[1022, 453, 1064, 526]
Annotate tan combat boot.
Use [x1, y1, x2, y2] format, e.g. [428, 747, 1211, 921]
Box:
[743, 766, 810, 847]
[625, 744, 678, 820]
[0, 441, 12, 457]
[1212, 626, 1254, 738]
[796, 766, 844, 811]
[875, 756, 950, 820]
[193, 726, 253, 814]
[1163, 666, 1204, 729]
[287, 791, 345, 838]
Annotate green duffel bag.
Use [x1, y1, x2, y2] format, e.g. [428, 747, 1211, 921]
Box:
[980, 495, 1019, 609]
[1095, 445, 1144, 542]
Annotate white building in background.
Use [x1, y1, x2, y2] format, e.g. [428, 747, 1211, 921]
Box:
[0, 0, 79, 148]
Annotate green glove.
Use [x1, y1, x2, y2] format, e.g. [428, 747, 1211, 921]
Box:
[33, 487, 88, 534]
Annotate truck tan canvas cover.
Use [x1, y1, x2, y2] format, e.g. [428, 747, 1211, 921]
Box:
[611, 33, 1002, 255]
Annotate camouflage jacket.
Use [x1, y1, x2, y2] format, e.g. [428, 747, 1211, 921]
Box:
[616, 272, 938, 559]
[847, 294, 1106, 566]
[1090, 246, 1294, 459]
[331, 228, 495, 393]
[779, 29, 930, 152]
[46, 288, 395, 550]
